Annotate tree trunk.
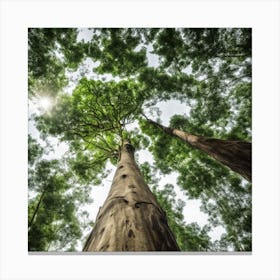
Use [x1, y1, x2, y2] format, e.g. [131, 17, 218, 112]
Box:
[146, 118, 251, 182]
[28, 189, 46, 230]
[83, 141, 180, 251]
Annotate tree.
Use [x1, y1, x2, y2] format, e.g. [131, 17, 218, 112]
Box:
[83, 141, 179, 251]
[142, 115, 251, 181]
[28, 136, 92, 251]
[34, 78, 181, 251]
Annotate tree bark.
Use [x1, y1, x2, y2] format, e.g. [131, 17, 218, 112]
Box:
[83, 141, 180, 251]
[146, 118, 251, 182]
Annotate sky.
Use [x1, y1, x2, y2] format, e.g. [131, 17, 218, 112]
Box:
[28, 28, 226, 251]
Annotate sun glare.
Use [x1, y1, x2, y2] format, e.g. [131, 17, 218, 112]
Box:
[39, 97, 51, 110]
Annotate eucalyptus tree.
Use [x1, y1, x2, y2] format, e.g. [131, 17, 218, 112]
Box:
[83, 141, 179, 251]
[142, 114, 251, 182]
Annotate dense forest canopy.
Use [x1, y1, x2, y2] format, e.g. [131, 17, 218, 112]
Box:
[28, 28, 251, 252]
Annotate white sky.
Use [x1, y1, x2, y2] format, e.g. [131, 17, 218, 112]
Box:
[29, 28, 226, 251]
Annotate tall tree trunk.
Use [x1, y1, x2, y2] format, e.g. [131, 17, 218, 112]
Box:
[28, 189, 46, 231]
[146, 118, 251, 182]
[83, 141, 180, 251]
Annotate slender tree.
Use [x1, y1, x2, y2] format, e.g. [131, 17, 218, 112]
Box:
[83, 140, 180, 251]
[143, 116, 251, 182]
[28, 136, 93, 251]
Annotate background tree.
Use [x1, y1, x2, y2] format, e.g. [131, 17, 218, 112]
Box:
[28, 136, 93, 251]
[141, 114, 251, 181]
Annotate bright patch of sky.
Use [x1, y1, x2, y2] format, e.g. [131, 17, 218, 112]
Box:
[53, 42, 65, 62]
[146, 43, 160, 68]
[153, 100, 190, 125]
[77, 28, 95, 43]
[182, 64, 192, 75]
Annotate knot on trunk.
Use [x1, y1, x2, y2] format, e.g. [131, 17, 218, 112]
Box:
[123, 140, 135, 154]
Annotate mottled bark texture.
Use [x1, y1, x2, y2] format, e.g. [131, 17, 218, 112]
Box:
[83, 141, 180, 252]
[147, 118, 251, 182]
